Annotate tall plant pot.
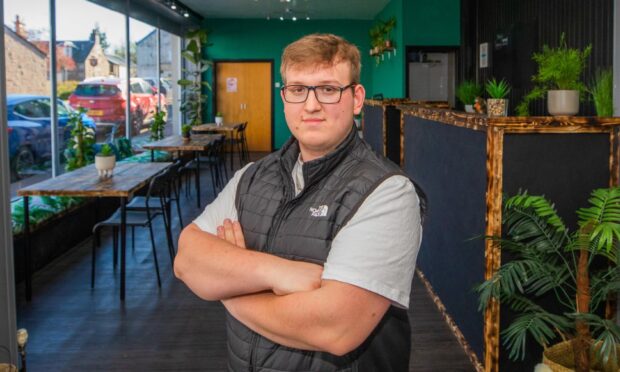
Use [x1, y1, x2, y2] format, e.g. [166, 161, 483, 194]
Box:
[542, 340, 620, 372]
[487, 98, 509, 117]
[547, 90, 579, 116]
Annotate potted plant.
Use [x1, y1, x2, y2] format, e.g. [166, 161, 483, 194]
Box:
[476, 189, 620, 372]
[181, 124, 192, 141]
[589, 69, 614, 117]
[95, 144, 116, 178]
[516, 33, 592, 116]
[381, 17, 396, 49]
[456, 80, 482, 113]
[215, 112, 224, 126]
[150, 109, 166, 141]
[485, 78, 511, 117]
[178, 29, 212, 127]
[64, 107, 95, 171]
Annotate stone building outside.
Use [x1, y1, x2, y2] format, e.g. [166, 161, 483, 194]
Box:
[3, 25, 48, 95]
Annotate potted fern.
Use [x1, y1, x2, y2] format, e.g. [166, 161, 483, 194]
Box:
[590, 69, 614, 117]
[476, 189, 620, 372]
[150, 109, 166, 141]
[485, 78, 511, 117]
[64, 107, 95, 171]
[516, 33, 591, 116]
[181, 124, 192, 142]
[95, 144, 116, 178]
[456, 80, 482, 113]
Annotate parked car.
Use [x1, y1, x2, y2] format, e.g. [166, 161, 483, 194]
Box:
[142, 77, 172, 96]
[7, 95, 96, 182]
[68, 77, 166, 136]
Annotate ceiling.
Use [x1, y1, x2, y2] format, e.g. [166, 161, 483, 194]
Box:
[179, 0, 390, 20]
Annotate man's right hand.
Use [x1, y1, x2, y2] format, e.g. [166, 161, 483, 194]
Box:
[270, 260, 323, 296]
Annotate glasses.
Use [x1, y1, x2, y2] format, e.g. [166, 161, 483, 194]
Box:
[281, 83, 356, 104]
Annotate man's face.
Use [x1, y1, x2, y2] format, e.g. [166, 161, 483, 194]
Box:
[282, 61, 365, 161]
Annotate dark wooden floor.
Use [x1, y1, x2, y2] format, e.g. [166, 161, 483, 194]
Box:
[15, 152, 475, 371]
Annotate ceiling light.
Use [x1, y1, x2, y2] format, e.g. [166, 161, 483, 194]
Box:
[292, 16, 297, 21]
[306, 16, 310, 20]
[183, 11, 189, 17]
[171, 3, 176, 10]
[279, 16, 284, 21]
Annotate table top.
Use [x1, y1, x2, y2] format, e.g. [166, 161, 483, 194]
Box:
[192, 122, 242, 133]
[141, 134, 223, 151]
[17, 162, 172, 198]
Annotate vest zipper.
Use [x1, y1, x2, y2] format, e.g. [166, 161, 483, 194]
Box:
[248, 332, 257, 371]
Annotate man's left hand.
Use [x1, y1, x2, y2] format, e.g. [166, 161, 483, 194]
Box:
[217, 219, 246, 248]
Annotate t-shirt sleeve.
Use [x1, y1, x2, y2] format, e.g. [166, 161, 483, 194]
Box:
[322, 175, 423, 309]
[192, 163, 253, 234]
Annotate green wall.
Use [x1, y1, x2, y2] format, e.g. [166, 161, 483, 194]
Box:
[203, 19, 372, 149]
[369, 0, 461, 98]
[403, 0, 460, 46]
[370, 0, 406, 98]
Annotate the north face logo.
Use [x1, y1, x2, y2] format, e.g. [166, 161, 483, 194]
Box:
[309, 205, 329, 217]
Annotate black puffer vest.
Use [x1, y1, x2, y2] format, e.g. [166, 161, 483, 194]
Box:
[229, 128, 418, 371]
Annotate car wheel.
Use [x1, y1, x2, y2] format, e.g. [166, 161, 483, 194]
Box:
[13, 146, 35, 180]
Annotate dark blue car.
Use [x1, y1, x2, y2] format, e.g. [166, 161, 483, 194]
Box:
[7, 95, 96, 182]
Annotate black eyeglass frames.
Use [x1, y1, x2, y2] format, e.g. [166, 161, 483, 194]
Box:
[281, 83, 356, 104]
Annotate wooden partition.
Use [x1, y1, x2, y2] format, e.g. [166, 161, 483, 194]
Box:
[398, 105, 620, 372]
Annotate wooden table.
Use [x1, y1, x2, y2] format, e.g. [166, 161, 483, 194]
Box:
[192, 122, 242, 133]
[193, 123, 244, 169]
[142, 134, 222, 208]
[18, 162, 172, 301]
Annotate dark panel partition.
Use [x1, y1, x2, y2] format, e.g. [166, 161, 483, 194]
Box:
[385, 106, 401, 164]
[460, 0, 613, 116]
[500, 132, 610, 371]
[403, 115, 487, 358]
[362, 105, 384, 156]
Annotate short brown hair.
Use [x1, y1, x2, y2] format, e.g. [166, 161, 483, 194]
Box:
[280, 33, 361, 84]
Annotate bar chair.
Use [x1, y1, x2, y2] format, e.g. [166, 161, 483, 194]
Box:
[90, 168, 170, 289]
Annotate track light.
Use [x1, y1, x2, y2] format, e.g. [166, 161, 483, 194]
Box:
[184, 11, 189, 17]
[171, 3, 176, 9]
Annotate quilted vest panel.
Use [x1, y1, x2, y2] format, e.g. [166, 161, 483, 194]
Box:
[229, 128, 413, 372]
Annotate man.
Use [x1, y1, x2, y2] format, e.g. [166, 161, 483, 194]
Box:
[175, 33, 424, 371]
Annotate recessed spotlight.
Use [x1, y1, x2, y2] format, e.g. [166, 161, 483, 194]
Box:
[171, 3, 176, 10]
[306, 16, 310, 20]
[184, 11, 189, 17]
[292, 16, 297, 21]
[280, 16, 284, 21]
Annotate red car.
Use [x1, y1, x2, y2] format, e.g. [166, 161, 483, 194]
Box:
[68, 77, 166, 136]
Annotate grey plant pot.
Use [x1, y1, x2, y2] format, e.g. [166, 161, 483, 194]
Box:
[464, 104, 475, 113]
[547, 90, 579, 116]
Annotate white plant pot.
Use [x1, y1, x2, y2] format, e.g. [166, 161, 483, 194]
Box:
[95, 155, 116, 178]
[547, 90, 579, 116]
[464, 104, 475, 113]
[215, 116, 223, 126]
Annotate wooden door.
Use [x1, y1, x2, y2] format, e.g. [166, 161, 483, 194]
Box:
[215, 62, 272, 151]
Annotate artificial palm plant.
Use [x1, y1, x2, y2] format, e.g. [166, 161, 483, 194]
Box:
[476, 189, 620, 372]
[178, 29, 212, 127]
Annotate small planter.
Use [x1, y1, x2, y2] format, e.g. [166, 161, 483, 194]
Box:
[215, 116, 224, 126]
[543, 340, 620, 372]
[464, 104, 475, 113]
[547, 90, 579, 116]
[487, 98, 509, 117]
[95, 155, 116, 178]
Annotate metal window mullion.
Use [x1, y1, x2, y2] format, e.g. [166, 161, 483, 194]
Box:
[157, 28, 161, 112]
[125, 2, 131, 139]
[0, 0, 18, 366]
[50, 0, 59, 177]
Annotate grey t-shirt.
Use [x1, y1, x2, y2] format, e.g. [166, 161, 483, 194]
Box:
[193, 159, 422, 308]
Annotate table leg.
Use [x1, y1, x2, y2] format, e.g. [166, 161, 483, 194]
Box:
[120, 197, 127, 301]
[24, 196, 32, 302]
[150, 150, 154, 162]
[196, 152, 201, 208]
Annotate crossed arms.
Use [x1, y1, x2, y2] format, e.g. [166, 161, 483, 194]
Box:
[174, 220, 390, 356]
